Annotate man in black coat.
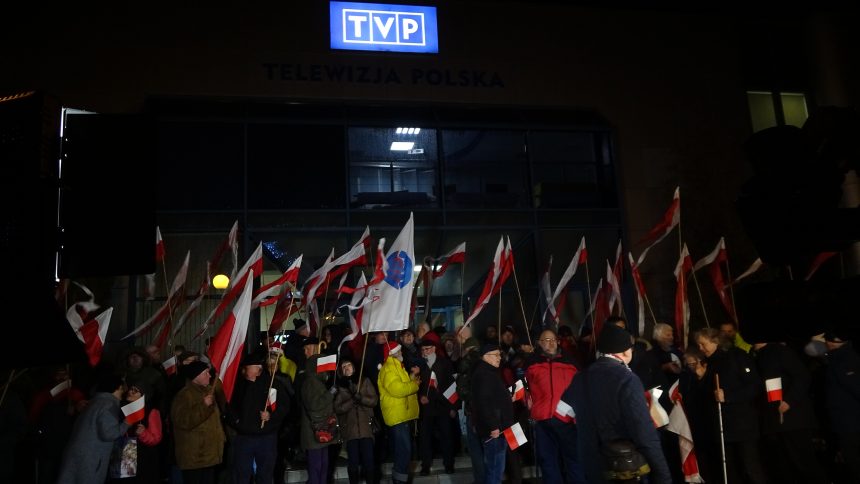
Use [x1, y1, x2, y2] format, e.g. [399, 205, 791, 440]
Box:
[417, 336, 457, 475]
[751, 337, 826, 484]
[823, 330, 860, 482]
[471, 343, 515, 484]
[565, 324, 671, 484]
[228, 351, 289, 484]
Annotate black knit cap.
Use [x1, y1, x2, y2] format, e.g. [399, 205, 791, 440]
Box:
[240, 350, 267, 366]
[180, 361, 210, 380]
[597, 324, 634, 354]
[480, 342, 500, 356]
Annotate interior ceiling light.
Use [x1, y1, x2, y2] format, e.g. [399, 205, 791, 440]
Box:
[390, 141, 415, 151]
[394, 127, 421, 135]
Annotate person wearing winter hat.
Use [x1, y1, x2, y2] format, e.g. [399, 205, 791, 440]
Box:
[823, 328, 860, 481]
[565, 324, 671, 483]
[334, 358, 379, 484]
[378, 340, 420, 484]
[417, 334, 457, 475]
[171, 359, 225, 482]
[470, 342, 514, 484]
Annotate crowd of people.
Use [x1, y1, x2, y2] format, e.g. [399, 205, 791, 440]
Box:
[1, 314, 859, 484]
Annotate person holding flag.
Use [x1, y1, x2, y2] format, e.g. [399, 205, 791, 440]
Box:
[171, 360, 226, 484]
[334, 358, 379, 484]
[301, 352, 339, 484]
[566, 324, 671, 484]
[417, 334, 457, 475]
[470, 343, 515, 484]
[747, 333, 826, 484]
[227, 351, 289, 484]
[378, 341, 420, 484]
[57, 374, 130, 484]
[112, 380, 163, 484]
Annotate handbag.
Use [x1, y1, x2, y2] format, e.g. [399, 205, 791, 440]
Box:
[108, 435, 138, 478]
[313, 414, 339, 443]
[600, 439, 651, 481]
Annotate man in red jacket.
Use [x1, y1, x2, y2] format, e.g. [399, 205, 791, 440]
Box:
[524, 328, 585, 483]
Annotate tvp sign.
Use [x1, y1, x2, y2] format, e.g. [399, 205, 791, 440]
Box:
[330, 2, 439, 54]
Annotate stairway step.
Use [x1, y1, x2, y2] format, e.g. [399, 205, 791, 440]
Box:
[284, 456, 475, 483]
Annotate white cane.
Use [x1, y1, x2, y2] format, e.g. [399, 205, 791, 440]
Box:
[715, 374, 728, 484]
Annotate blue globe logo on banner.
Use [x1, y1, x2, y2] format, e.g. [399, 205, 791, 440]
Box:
[384, 251, 413, 289]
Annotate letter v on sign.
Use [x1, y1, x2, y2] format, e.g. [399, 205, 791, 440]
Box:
[373, 15, 395, 39]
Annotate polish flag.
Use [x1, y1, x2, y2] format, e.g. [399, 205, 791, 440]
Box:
[805, 251, 838, 281]
[730, 258, 763, 286]
[765, 378, 783, 402]
[336, 272, 368, 356]
[495, 236, 515, 296]
[317, 354, 338, 373]
[629, 253, 648, 337]
[611, 240, 623, 290]
[50, 379, 72, 398]
[122, 396, 146, 425]
[510, 379, 525, 402]
[196, 244, 263, 340]
[429, 371, 438, 389]
[123, 251, 190, 340]
[253, 255, 303, 308]
[545, 237, 587, 323]
[443, 382, 458, 404]
[694, 237, 735, 319]
[267, 388, 277, 411]
[207, 269, 255, 402]
[66, 282, 100, 341]
[162, 356, 177, 376]
[674, 244, 693, 350]
[585, 279, 609, 341]
[554, 398, 576, 423]
[327, 227, 372, 282]
[503, 422, 528, 450]
[636, 187, 680, 266]
[79, 307, 113, 367]
[606, 260, 622, 315]
[155, 226, 165, 262]
[666, 381, 704, 483]
[431, 242, 466, 278]
[646, 387, 670, 428]
[539, 256, 557, 324]
[462, 237, 506, 329]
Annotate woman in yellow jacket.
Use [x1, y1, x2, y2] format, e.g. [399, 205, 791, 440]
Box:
[377, 342, 420, 484]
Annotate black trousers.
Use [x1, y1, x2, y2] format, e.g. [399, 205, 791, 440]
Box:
[419, 413, 455, 470]
[724, 439, 768, 484]
[838, 431, 860, 483]
[761, 430, 827, 484]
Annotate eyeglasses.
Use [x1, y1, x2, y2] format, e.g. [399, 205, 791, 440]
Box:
[540, 338, 559, 343]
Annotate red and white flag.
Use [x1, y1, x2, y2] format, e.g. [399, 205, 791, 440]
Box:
[155, 226, 166, 262]
[66, 282, 100, 340]
[765, 377, 783, 402]
[196, 244, 263, 340]
[443, 382, 458, 404]
[363, 214, 417, 333]
[554, 398, 576, 423]
[730, 258, 763, 286]
[503, 422, 529, 450]
[50, 379, 72, 398]
[606, 259, 622, 315]
[431, 242, 466, 278]
[637, 187, 681, 266]
[162, 356, 177, 376]
[646, 387, 670, 428]
[496, 236, 515, 296]
[545, 237, 588, 323]
[674, 244, 693, 350]
[253, 255, 303, 309]
[666, 381, 704, 483]
[122, 396, 146, 425]
[79, 307, 113, 367]
[317, 354, 338, 373]
[539, 256, 556, 323]
[267, 388, 278, 411]
[463, 237, 506, 329]
[510, 379, 526, 402]
[207, 269, 255, 402]
[585, 279, 610, 342]
[123, 251, 190, 340]
[327, 227, 372, 282]
[429, 371, 438, 389]
[629, 253, 648, 336]
[694, 237, 734, 319]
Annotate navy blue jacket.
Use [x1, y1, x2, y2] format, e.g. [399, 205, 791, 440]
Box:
[754, 343, 817, 434]
[565, 356, 671, 484]
[825, 343, 860, 434]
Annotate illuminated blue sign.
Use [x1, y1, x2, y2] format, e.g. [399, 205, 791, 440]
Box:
[330, 2, 438, 54]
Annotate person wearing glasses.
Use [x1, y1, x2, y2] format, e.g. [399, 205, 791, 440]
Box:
[524, 329, 584, 483]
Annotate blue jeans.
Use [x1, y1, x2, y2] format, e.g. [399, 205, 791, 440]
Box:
[232, 433, 277, 484]
[389, 422, 412, 482]
[482, 436, 506, 484]
[466, 415, 486, 484]
[534, 418, 585, 484]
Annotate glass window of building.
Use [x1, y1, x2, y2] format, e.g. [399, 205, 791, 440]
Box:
[746, 90, 808, 132]
[442, 130, 529, 209]
[348, 127, 438, 209]
[529, 131, 609, 208]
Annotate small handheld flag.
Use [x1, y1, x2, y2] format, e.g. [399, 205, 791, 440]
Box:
[317, 354, 337, 373]
[267, 388, 277, 411]
[510, 380, 525, 402]
[503, 422, 528, 450]
[765, 378, 783, 402]
[162, 356, 177, 376]
[554, 398, 576, 423]
[429, 371, 438, 389]
[122, 396, 146, 425]
[443, 382, 458, 404]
